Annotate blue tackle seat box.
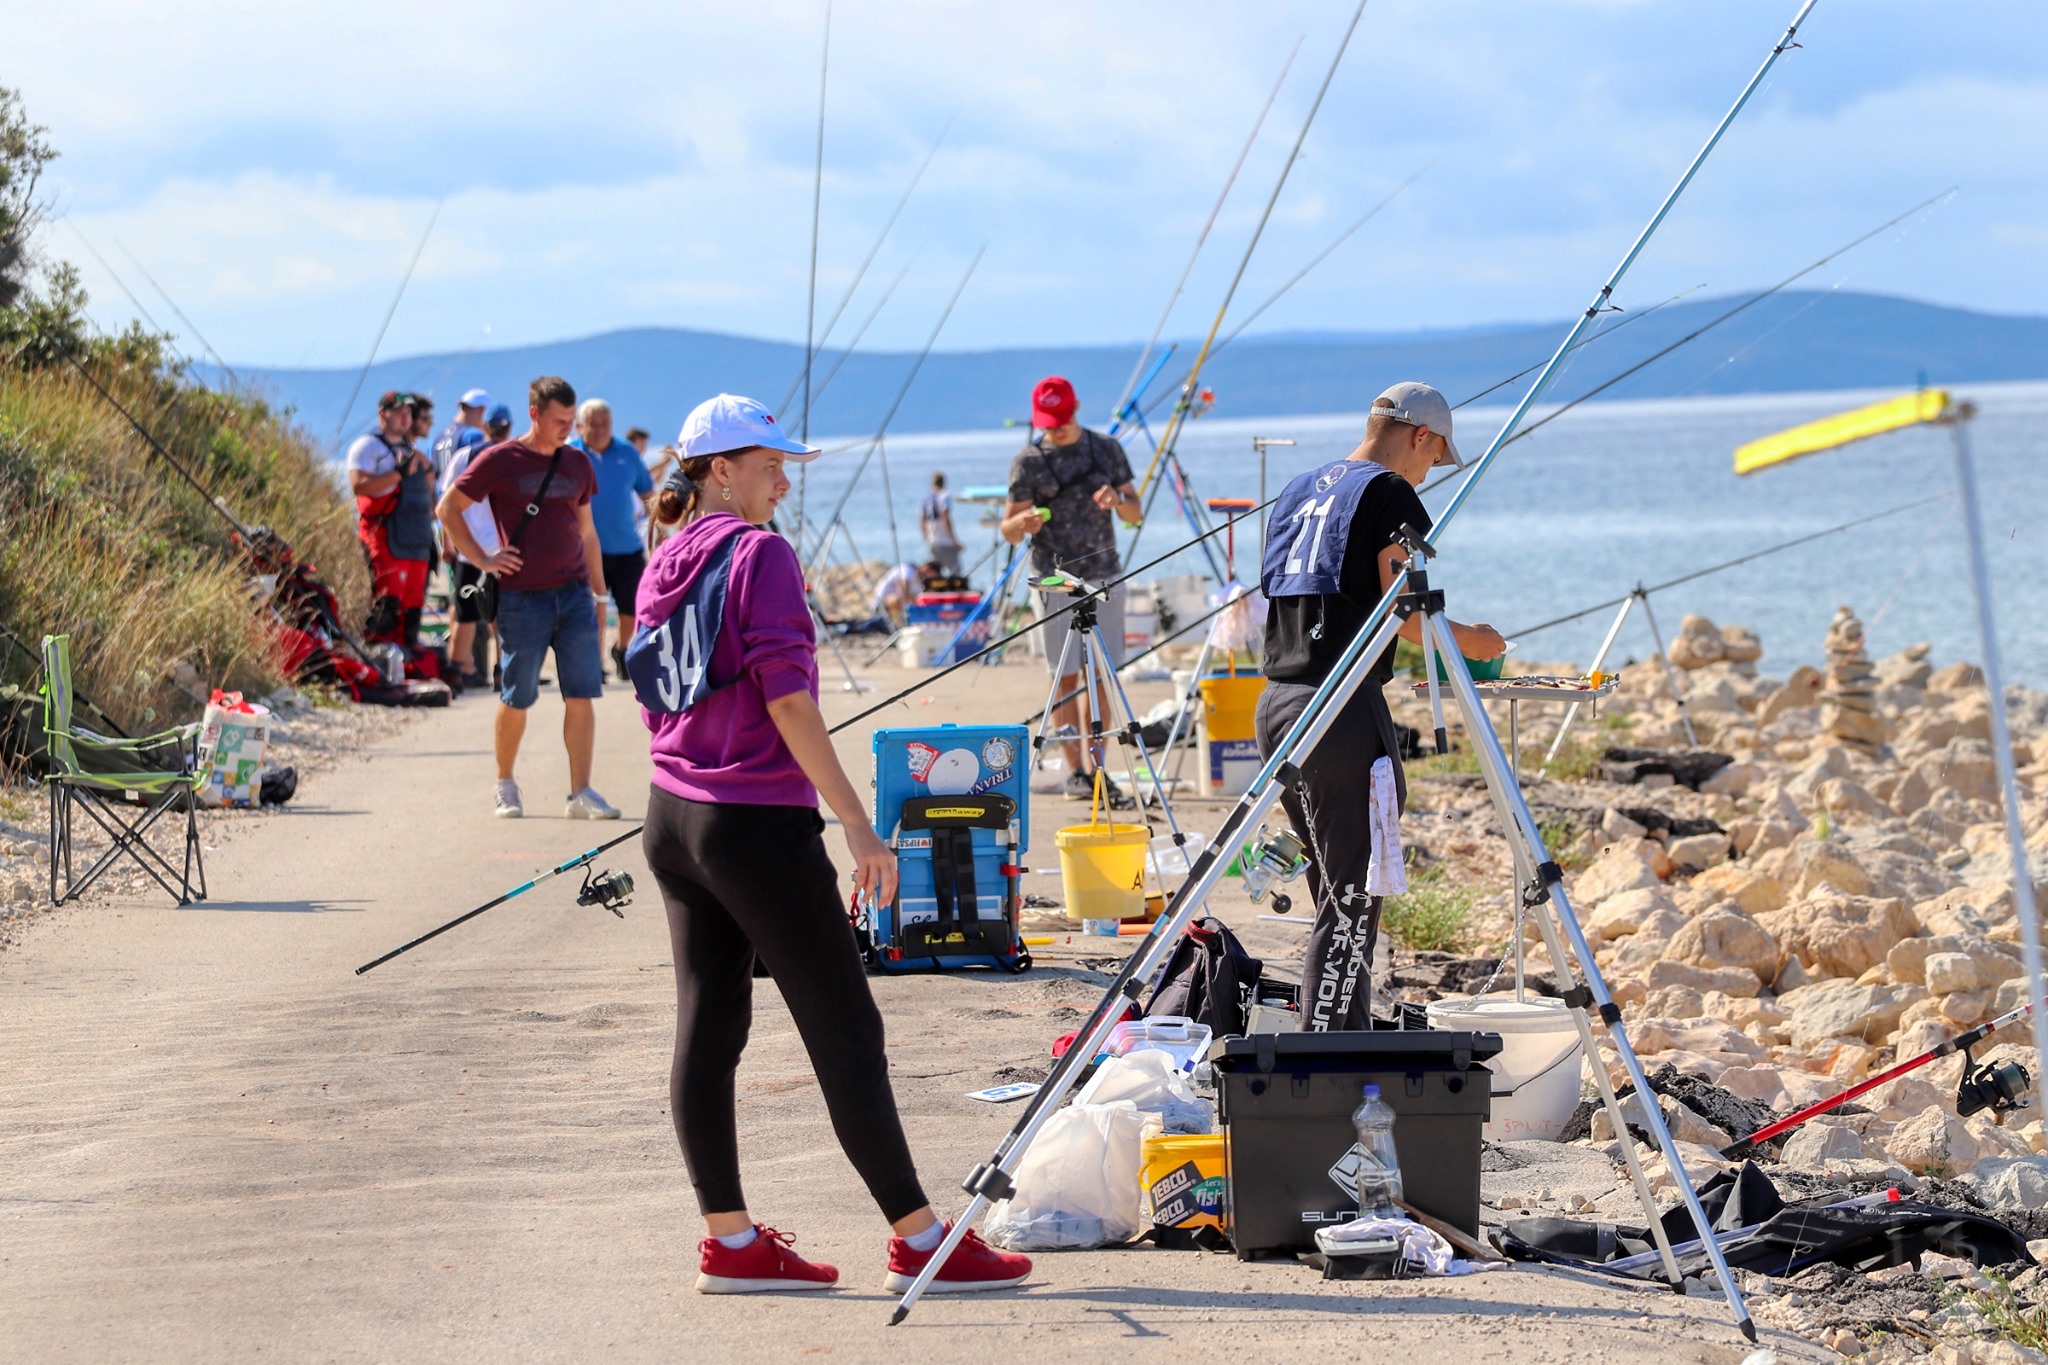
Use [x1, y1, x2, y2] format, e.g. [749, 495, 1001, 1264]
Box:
[867, 724, 1031, 972]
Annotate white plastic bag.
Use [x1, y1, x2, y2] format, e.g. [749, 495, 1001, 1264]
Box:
[1205, 583, 1268, 655]
[1075, 1048, 1214, 1134]
[982, 1100, 1155, 1250]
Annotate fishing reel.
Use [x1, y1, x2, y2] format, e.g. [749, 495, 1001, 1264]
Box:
[577, 867, 634, 918]
[1956, 1043, 2031, 1119]
[1241, 825, 1308, 913]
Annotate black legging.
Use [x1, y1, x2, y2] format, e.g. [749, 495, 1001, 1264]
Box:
[643, 785, 929, 1222]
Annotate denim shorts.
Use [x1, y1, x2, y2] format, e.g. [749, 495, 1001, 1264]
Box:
[496, 582, 604, 709]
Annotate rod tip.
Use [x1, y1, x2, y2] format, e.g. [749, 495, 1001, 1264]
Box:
[887, 1307, 908, 1328]
[1739, 1318, 1757, 1343]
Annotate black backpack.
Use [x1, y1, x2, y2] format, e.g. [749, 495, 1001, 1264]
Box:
[1144, 917, 1263, 1036]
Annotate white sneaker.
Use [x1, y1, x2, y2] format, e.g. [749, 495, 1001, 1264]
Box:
[566, 787, 620, 820]
[494, 779, 523, 818]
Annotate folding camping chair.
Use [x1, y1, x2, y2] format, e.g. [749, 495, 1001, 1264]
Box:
[41, 635, 208, 906]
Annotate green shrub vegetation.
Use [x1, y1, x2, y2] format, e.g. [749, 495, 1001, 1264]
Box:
[1380, 865, 1478, 953]
[0, 85, 362, 730]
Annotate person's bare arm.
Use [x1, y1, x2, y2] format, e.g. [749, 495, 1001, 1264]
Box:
[577, 503, 606, 597]
[765, 692, 899, 905]
[1000, 498, 1046, 544]
[1378, 544, 1504, 658]
[350, 467, 401, 498]
[1092, 480, 1142, 526]
[436, 486, 522, 576]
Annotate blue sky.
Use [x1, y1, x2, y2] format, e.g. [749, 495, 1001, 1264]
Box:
[15, 0, 2048, 368]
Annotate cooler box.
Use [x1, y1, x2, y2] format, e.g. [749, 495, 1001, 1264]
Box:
[867, 725, 1030, 973]
[1214, 1029, 1501, 1256]
[1196, 674, 1265, 796]
[906, 592, 986, 665]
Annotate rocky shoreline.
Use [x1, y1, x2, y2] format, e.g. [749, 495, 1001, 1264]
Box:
[1389, 609, 2048, 1360]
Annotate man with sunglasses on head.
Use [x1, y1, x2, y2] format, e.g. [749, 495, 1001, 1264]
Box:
[1257, 382, 1505, 1033]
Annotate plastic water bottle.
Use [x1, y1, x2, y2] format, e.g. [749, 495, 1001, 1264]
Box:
[1350, 1084, 1404, 1220]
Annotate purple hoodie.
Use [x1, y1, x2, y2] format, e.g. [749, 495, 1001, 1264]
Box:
[636, 512, 819, 806]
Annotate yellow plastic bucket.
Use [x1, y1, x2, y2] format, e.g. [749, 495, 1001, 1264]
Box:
[1054, 822, 1150, 922]
[1198, 674, 1266, 795]
[1141, 1132, 1228, 1230]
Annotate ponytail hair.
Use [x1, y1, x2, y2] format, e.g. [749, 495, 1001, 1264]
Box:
[654, 454, 715, 526]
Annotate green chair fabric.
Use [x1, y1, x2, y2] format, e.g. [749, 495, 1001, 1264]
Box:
[41, 634, 208, 905]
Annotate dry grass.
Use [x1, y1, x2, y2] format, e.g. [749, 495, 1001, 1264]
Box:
[0, 363, 363, 728]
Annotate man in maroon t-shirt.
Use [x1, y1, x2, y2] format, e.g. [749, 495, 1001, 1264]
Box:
[438, 375, 620, 821]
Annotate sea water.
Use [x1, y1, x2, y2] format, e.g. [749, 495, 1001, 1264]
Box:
[795, 378, 2048, 680]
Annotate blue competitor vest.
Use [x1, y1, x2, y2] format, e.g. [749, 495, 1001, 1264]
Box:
[625, 526, 751, 714]
[1260, 459, 1397, 599]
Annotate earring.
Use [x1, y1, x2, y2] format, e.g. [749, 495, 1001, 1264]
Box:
[721, 486, 733, 502]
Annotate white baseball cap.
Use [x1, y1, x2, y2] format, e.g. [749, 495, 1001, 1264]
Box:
[678, 393, 823, 462]
[459, 388, 491, 409]
[1373, 381, 1464, 469]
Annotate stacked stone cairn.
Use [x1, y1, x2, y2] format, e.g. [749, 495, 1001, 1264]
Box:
[1820, 606, 1886, 754]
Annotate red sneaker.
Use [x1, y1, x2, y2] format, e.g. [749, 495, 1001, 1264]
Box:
[883, 1225, 1032, 1294]
[696, 1226, 839, 1294]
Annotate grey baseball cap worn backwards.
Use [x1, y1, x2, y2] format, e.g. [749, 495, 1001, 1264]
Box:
[1374, 380, 1465, 469]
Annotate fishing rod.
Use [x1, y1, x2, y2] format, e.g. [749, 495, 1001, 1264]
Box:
[53, 340, 258, 541]
[801, 242, 987, 583]
[801, 0, 830, 446]
[115, 239, 238, 387]
[1417, 187, 1957, 497]
[1133, 0, 1367, 505]
[1506, 491, 1954, 639]
[892, 3, 1822, 1332]
[1722, 1000, 2035, 1158]
[778, 121, 951, 421]
[63, 223, 188, 366]
[808, 258, 915, 414]
[1106, 39, 1300, 427]
[1120, 166, 1422, 566]
[355, 502, 1272, 975]
[332, 195, 445, 445]
[355, 827, 642, 974]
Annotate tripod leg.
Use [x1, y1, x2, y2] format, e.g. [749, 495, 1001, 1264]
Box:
[1421, 611, 1752, 1335]
[889, 603, 1413, 1326]
[1091, 623, 1191, 868]
[1637, 592, 1698, 749]
[1541, 592, 1635, 774]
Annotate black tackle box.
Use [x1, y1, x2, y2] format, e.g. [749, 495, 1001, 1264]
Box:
[1214, 1029, 1501, 1258]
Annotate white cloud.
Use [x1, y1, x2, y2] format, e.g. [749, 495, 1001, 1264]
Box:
[15, 0, 2048, 365]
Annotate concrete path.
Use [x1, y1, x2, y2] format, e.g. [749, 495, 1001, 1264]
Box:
[1, 662, 1817, 1362]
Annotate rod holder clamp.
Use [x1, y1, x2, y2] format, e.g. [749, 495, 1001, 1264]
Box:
[962, 1164, 1015, 1202]
[1521, 861, 1564, 909]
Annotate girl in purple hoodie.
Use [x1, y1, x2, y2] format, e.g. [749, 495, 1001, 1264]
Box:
[631, 394, 1029, 1298]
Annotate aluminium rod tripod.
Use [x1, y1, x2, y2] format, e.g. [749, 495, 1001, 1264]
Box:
[890, 539, 1754, 1337]
[1028, 575, 1192, 879]
[1539, 583, 1697, 774]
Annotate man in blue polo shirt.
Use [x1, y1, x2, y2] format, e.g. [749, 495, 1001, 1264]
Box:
[572, 397, 655, 680]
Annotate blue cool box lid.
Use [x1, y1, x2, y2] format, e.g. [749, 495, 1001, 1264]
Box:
[871, 724, 1030, 854]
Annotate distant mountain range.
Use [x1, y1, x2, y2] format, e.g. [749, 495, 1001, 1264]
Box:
[221, 290, 2048, 451]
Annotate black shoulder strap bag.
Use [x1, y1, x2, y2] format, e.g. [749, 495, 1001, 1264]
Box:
[477, 447, 565, 624]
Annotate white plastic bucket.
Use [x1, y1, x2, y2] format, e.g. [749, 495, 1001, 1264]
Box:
[1426, 994, 1583, 1142]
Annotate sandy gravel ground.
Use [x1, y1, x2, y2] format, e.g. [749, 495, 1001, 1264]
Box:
[1, 653, 1825, 1363]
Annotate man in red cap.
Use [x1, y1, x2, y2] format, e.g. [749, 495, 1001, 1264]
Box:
[1001, 376, 1142, 805]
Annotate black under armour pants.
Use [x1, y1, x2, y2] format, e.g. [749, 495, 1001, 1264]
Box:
[1255, 678, 1401, 1032]
[642, 786, 930, 1222]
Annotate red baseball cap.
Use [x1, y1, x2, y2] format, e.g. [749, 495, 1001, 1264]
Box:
[1030, 376, 1078, 430]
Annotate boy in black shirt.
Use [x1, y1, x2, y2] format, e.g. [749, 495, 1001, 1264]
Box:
[1257, 382, 1504, 1031]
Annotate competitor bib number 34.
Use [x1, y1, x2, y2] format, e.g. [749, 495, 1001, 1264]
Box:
[625, 528, 746, 714]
